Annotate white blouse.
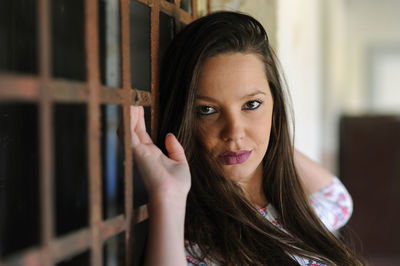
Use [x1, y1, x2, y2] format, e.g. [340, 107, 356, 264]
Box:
[185, 177, 353, 266]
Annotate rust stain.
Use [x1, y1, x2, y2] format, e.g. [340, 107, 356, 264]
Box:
[132, 89, 152, 106]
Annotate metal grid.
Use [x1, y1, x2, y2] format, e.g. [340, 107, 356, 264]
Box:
[0, 0, 210, 265]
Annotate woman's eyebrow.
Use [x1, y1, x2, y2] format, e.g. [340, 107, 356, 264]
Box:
[240, 90, 267, 99]
[196, 95, 217, 102]
[196, 90, 267, 101]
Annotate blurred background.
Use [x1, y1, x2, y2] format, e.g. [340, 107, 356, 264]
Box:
[1, 0, 399, 265]
[211, 0, 400, 264]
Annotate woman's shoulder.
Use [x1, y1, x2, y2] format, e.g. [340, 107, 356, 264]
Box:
[309, 176, 353, 231]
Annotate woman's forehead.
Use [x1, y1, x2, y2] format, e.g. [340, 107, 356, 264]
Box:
[196, 53, 270, 98]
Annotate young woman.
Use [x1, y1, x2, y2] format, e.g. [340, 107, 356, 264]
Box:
[128, 11, 362, 265]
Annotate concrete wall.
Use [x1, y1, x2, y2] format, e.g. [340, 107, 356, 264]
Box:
[323, 0, 400, 171]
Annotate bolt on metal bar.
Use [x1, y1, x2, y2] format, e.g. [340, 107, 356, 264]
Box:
[38, 0, 54, 265]
[120, 0, 134, 265]
[85, 0, 103, 265]
[133, 204, 149, 225]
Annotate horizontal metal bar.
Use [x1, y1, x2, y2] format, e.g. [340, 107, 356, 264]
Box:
[0, 215, 128, 266]
[0, 74, 39, 101]
[100, 214, 126, 241]
[0, 75, 151, 106]
[0, 247, 42, 266]
[135, 0, 193, 24]
[51, 228, 91, 263]
[160, 0, 192, 24]
[134, 204, 149, 224]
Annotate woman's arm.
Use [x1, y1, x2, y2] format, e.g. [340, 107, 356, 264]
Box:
[127, 106, 190, 266]
[293, 149, 333, 194]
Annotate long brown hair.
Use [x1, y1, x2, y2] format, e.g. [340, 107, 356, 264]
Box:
[157, 11, 362, 265]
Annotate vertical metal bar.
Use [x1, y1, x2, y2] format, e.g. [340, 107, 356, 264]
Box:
[120, 0, 134, 265]
[150, 0, 160, 140]
[192, 0, 198, 19]
[174, 0, 182, 9]
[207, 0, 211, 14]
[104, 1, 121, 264]
[38, 0, 54, 264]
[85, 0, 103, 265]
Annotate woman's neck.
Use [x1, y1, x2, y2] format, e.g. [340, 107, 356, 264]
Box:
[237, 165, 268, 209]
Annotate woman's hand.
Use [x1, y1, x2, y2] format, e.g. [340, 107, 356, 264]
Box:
[128, 106, 191, 203]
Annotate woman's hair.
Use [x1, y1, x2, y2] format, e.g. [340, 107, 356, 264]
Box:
[156, 11, 362, 265]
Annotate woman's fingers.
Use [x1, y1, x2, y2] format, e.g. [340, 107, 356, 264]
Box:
[165, 133, 187, 164]
[130, 106, 152, 145]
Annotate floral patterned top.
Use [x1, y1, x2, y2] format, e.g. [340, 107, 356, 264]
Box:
[185, 177, 353, 265]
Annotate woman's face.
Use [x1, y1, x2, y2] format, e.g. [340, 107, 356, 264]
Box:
[195, 52, 274, 187]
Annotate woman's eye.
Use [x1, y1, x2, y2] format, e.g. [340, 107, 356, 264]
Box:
[243, 100, 262, 110]
[197, 105, 217, 115]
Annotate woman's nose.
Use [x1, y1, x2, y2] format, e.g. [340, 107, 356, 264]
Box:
[220, 114, 245, 142]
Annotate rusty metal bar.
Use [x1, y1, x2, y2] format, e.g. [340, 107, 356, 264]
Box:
[174, 0, 182, 9]
[0, 74, 39, 101]
[52, 215, 125, 262]
[0, 215, 126, 266]
[0, 248, 42, 266]
[51, 228, 91, 263]
[100, 215, 126, 241]
[51, 79, 88, 103]
[192, 0, 198, 19]
[133, 204, 149, 225]
[38, 0, 54, 264]
[135, 0, 192, 25]
[150, 0, 160, 140]
[120, 0, 134, 265]
[160, 0, 192, 24]
[85, 0, 103, 264]
[208, 0, 211, 14]
[0, 75, 151, 105]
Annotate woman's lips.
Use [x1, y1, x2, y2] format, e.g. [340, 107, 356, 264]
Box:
[219, 150, 252, 165]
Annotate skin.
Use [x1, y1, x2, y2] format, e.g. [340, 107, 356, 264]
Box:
[195, 52, 273, 208]
[128, 106, 190, 266]
[125, 52, 334, 265]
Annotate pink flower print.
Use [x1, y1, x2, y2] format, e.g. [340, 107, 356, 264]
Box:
[186, 255, 198, 263]
[339, 192, 347, 201]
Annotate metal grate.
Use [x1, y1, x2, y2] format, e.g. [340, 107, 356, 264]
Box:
[0, 0, 210, 265]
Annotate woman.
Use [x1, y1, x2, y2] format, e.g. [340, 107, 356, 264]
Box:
[129, 11, 362, 265]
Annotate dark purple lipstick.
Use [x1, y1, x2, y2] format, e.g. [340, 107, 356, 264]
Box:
[219, 150, 252, 165]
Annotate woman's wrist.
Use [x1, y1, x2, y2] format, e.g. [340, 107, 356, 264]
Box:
[148, 190, 188, 213]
